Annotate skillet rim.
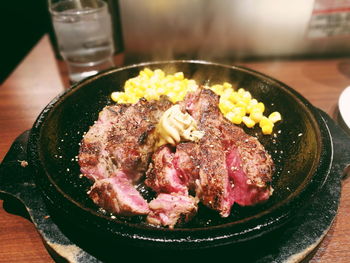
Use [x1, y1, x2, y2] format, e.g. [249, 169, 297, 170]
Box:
[27, 60, 333, 248]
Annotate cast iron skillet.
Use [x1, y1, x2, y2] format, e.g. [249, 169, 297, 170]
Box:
[28, 60, 333, 249]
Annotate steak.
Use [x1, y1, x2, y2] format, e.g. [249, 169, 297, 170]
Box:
[79, 97, 172, 215]
[145, 142, 200, 195]
[145, 143, 201, 228]
[78, 86, 274, 223]
[223, 126, 274, 206]
[105, 97, 172, 181]
[145, 145, 188, 195]
[147, 193, 198, 229]
[79, 97, 172, 182]
[183, 88, 274, 217]
[79, 105, 124, 182]
[88, 171, 150, 215]
[173, 142, 201, 193]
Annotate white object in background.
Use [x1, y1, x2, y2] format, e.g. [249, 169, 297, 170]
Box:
[339, 86, 350, 129]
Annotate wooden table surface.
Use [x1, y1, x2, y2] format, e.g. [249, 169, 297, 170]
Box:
[0, 35, 350, 262]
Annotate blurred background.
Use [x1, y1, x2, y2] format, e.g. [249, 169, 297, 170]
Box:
[2, 0, 350, 83]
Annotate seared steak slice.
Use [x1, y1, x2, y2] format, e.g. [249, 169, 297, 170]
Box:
[88, 171, 149, 215]
[145, 145, 188, 194]
[79, 104, 126, 181]
[197, 118, 233, 217]
[226, 147, 272, 206]
[223, 124, 273, 206]
[145, 143, 201, 195]
[184, 88, 274, 217]
[79, 97, 172, 182]
[147, 193, 198, 229]
[79, 97, 172, 217]
[106, 97, 172, 181]
[173, 142, 200, 193]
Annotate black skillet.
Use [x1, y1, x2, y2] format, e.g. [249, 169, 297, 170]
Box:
[27, 60, 334, 249]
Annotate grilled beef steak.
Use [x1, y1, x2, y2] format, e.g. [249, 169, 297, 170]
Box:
[183, 88, 274, 217]
[79, 105, 123, 182]
[145, 145, 188, 195]
[173, 142, 201, 193]
[145, 142, 200, 195]
[145, 143, 200, 227]
[89, 171, 149, 215]
[78, 86, 274, 225]
[79, 97, 172, 183]
[79, 97, 172, 215]
[147, 193, 198, 229]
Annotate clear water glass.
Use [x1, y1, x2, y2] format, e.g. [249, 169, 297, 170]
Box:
[49, 0, 115, 83]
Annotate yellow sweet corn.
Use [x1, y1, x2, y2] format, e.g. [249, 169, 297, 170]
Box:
[246, 99, 258, 114]
[111, 68, 282, 135]
[228, 92, 240, 104]
[111, 68, 199, 104]
[210, 84, 225, 95]
[251, 102, 265, 113]
[232, 106, 246, 117]
[261, 124, 274, 135]
[219, 99, 235, 115]
[223, 82, 232, 90]
[174, 72, 184, 80]
[268, 111, 282, 123]
[259, 116, 274, 128]
[225, 112, 243, 124]
[250, 111, 263, 123]
[242, 116, 256, 128]
[236, 100, 248, 108]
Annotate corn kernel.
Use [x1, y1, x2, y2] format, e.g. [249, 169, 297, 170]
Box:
[154, 69, 165, 78]
[259, 116, 273, 128]
[173, 82, 183, 92]
[143, 68, 154, 77]
[228, 92, 240, 104]
[144, 89, 160, 101]
[252, 102, 265, 113]
[225, 112, 242, 124]
[224, 111, 235, 120]
[125, 94, 139, 104]
[210, 84, 224, 95]
[242, 116, 256, 128]
[242, 91, 252, 101]
[174, 72, 184, 80]
[140, 70, 150, 79]
[232, 106, 246, 117]
[111, 92, 125, 102]
[219, 99, 235, 114]
[268, 111, 282, 123]
[246, 99, 258, 114]
[169, 95, 181, 103]
[233, 116, 243, 124]
[237, 88, 246, 96]
[221, 88, 233, 100]
[236, 100, 248, 108]
[223, 82, 232, 90]
[250, 111, 263, 123]
[262, 124, 274, 135]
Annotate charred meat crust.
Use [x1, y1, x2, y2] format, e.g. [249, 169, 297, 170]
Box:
[182, 88, 274, 216]
[79, 97, 173, 216]
[146, 193, 198, 229]
[79, 87, 274, 225]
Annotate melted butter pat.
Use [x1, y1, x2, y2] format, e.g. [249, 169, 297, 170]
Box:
[156, 105, 204, 147]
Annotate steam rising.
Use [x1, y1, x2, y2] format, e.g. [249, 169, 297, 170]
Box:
[119, 0, 349, 63]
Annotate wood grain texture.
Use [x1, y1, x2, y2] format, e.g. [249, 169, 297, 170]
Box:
[0, 35, 349, 262]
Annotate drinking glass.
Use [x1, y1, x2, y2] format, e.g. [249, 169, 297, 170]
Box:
[48, 0, 115, 83]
